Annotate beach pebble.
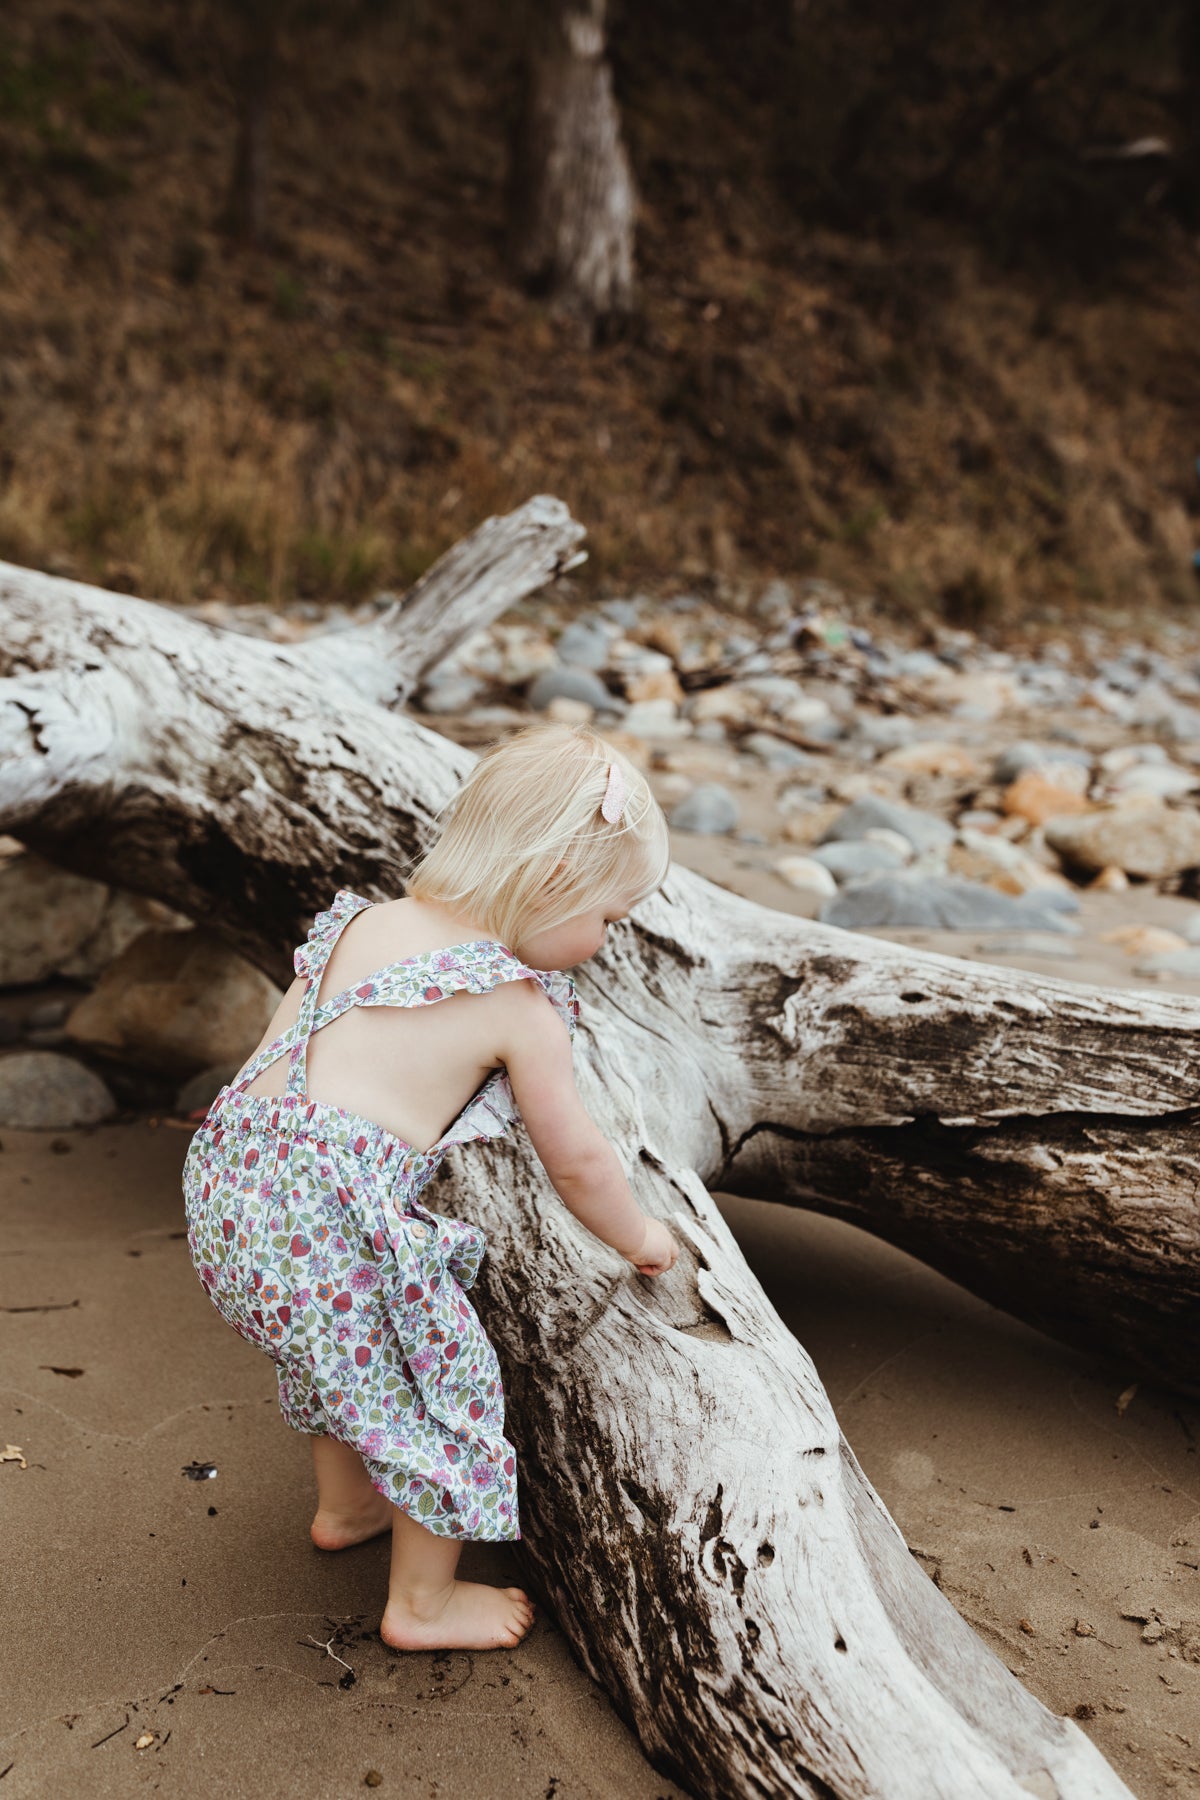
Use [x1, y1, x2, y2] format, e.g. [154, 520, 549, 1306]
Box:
[1100, 925, 1188, 958]
[492, 624, 558, 685]
[774, 856, 838, 897]
[669, 784, 739, 834]
[66, 929, 282, 1078]
[0, 1051, 116, 1129]
[853, 713, 919, 751]
[544, 696, 595, 725]
[1001, 770, 1092, 827]
[810, 839, 909, 881]
[877, 740, 983, 779]
[992, 741, 1092, 785]
[862, 826, 917, 862]
[974, 933, 1079, 959]
[1043, 803, 1200, 878]
[742, 732, 812, 770]
[1096, 743, 1169, 774]
[625, 667, 685, 706]
[819, 795, 954, 855]
[554, 618, 615, 670]
[1088, 865, 1129, 892]
[416, 670, 484, 713]
[820, 875, 1077, 932]
[1102, 761, 1198, 801]
[527, 666, 619, 714]
[1133, 947, 1200, 979]
[621, 698, 691, 740]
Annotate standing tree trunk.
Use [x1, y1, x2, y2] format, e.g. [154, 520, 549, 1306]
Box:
[506, 0, 637, 334]
[223, 0, 283, 248]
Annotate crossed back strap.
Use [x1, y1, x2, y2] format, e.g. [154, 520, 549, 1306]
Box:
[283, 894, 364, 1097]
[228, 889, 578, 1104]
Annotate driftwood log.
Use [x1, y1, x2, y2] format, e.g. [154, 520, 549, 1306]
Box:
[3, 498, 1188, 1796]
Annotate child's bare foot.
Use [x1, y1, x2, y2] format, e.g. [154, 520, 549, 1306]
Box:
[381, 1580, 535, 1651]
[310, 1487, 395, 1551]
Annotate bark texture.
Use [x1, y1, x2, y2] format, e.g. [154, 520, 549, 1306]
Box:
[0, 515, 1170, 1797]
[507, 0, 636, 327]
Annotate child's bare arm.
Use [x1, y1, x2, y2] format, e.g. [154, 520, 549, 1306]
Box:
[498, 986, 675, 1273]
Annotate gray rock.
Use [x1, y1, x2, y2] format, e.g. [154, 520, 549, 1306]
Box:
[1134, 947, 1200, 978]
[0, 855, 180, 987]
[894, 649, 944, 678]
[693, 720, 729, 744]
[820, 875, 1076, 932]
[599, 597, 644, 630]
[527, 665, 620, 713]
[668, 784, 740, 835]
[800, 714, 846, 744]
[755, 579, 795, 625]
[27, 998, 70, 1030]
[993, 741, 1091, 785]
[819, 796, 954, 854]
[25, 1027, 69, 1050]
[742, 732, 812, 770]
[973, 933, 1080, 959]
[416, 671, 484, 714]
[554, 619, 614, 670]
[810, 840, 909, 881]
[853, 714, 919, 751]
[175, 1064, 240, 1116]
[0, 1051, 116, 1128]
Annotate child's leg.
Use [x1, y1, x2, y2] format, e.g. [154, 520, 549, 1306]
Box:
[310, 1435, 394, 1550]
[381, 1505, 535, 1652]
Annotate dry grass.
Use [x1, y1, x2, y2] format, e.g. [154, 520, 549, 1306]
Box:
[0, 0, 1197, 624]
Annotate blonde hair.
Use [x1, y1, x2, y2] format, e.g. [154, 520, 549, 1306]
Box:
[404, 722, 670, 954]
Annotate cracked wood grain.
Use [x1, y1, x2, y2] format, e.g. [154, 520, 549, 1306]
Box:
[0, 519, 1152, 1797]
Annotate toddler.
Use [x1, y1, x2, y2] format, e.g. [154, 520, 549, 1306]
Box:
[183, 721, 677, 1653]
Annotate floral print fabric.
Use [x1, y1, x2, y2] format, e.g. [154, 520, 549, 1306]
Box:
[183, 888, 578, 1542]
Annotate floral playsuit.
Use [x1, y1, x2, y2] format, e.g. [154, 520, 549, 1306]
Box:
[183, 888, 579, 1542]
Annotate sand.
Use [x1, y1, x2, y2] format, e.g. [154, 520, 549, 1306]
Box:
[1, 1115, 1197, 1798]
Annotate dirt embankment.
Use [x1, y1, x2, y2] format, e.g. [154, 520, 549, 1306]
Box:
[0, 0, 1197, 623]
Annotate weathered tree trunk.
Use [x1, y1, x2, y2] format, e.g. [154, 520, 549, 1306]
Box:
[506, 0, 636, 332]
[0, 511, 1169, 1797]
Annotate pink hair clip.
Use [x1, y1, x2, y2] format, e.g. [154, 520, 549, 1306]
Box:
[600, 760, 627, 823]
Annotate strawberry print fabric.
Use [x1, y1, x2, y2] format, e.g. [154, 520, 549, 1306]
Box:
[182, 889, 578, 1542]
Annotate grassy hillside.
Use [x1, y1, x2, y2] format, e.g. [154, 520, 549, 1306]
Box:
[1, 0, 1197, 627]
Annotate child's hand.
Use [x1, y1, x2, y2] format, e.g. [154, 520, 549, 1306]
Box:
[627, 1217, 678, 1277]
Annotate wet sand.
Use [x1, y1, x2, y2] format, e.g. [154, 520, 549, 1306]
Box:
[1, 1118, 1196, 1797]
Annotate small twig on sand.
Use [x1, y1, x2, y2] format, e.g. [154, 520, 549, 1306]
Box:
[301, 1632, 355, 1678]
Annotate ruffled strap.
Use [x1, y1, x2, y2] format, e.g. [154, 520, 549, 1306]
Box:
[293, 889, 373, 981]
[419, 967, 579, 1162]
[525, 967, 579, 1044]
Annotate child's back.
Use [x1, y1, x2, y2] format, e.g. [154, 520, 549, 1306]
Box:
[238, 891, 568, 1153]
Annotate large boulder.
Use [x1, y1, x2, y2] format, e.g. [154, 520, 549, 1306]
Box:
[1043, 803, 1200, 879]
[0, 851, 183, 986]
[0, 1051, 116, 1128]
[65, 929, 282, 1078]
